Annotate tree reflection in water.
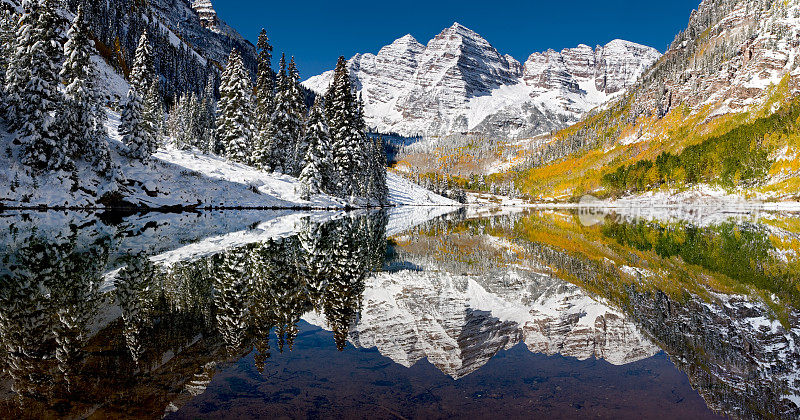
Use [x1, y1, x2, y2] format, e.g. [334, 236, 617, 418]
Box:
[0, 212, 387, 418]
[1, 209, 798, 419]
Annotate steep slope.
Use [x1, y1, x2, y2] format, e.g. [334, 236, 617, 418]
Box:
[56, 0, 256, 100]
[507, 0, 800, 201]
[304, 23, 660, 139]
[154, 0, 256, 70]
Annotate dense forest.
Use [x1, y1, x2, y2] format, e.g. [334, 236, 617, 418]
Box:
[0, 0, 389, 205]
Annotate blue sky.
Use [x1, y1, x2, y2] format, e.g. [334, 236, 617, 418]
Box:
[213, 0, 701, 80]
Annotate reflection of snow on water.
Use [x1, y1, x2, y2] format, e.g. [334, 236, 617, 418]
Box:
[576, 192, 765, 226]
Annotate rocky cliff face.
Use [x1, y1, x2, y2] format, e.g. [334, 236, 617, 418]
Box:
[303, 23, 660, 139]
[152, 0, 256, 70]
[525, 40, 660, 95]
[625, 0, 800, 129]
[191, 0, 220, 32]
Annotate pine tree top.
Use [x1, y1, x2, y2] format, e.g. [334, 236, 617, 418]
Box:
[288, 56, 299, 83]
[257, 29, 273, 63]
[130, 30, 154, 95]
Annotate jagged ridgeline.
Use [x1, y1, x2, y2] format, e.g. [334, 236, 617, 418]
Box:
[509, 0, 800, 200]
[0, 212, 388, 418]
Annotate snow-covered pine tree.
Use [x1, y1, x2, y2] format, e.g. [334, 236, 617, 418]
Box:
[120, 88, 154, 159]
[121, 29, 159, 160]
[188, 93, 204, 148]
[269, 54, 293, 174]
[142, 79, 163, 144]
[3, 4, 32, 127]
[371, 136, 389, 204]
[8, 0, 69, 171]
[353, 93, 372, 199]
[201, 75, 217, 153]
[287, 57, 307, 176]
[325, 56, 364, 199]
[60, 6, 113, 176]
[0, 10, 16, 95]
[216, 49, 254, 163]
[298, 98, 333, 199]
[167, 93, 188, 148]
[129, 30, 154, 96]
[252, 28, 275, 170]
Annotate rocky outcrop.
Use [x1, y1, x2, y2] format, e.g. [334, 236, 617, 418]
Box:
[191, 0, 220, 32]
[150, 0, 257, 70]
[627, 0, 800, 125]
[304, 23, 660, 139]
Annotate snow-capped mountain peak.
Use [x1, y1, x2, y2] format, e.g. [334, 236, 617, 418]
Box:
[303, 24, 659, 139]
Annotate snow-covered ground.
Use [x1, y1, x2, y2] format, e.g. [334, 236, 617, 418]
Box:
[95, 205, 460, 290]
[588, 185, 800, 213]
[458, 186, 800, 226]
[386, 172, 458, 206]
[0, 111, 456, 210]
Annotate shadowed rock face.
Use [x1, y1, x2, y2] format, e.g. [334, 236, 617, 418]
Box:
[303, 24, 659, 138]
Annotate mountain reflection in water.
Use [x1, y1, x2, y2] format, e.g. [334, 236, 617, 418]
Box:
[0, 209, 797, 419]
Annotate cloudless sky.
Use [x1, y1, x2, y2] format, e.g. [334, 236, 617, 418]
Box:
[213, 0, 702, 80]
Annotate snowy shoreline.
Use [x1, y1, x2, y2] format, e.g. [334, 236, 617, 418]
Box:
[465, 189, 800, 212]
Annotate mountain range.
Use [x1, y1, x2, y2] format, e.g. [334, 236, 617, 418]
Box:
[303, 23, 661, 139]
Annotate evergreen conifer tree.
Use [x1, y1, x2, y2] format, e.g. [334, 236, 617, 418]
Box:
[4, 2, 36, 127]
[371, 136, 389, 204]
[252, 29, 275, 170]
[201, 75, 217, 153]
[287, 57, 307, 176]
[130, 30, 154, 96]
[325, 56, 361, 199]
[269, 54, 294, 173]
[9, 0, 69, 171]
[188, 93, 203, 148]
[143, 79, 163, 142]
[0, 10, 16, 95]
[299, 98, 333, 199]
[121, 30, 159, 159]
[216, 49, 254, 163]
[167, 93, 189, 149]
[60, 6, 113, 175]
[120, 88, 154, 159]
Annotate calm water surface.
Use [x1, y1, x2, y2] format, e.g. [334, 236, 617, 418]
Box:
[0, 208, 798, 419]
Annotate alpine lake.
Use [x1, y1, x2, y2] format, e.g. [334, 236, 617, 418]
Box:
[0, 206, 798, 419]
